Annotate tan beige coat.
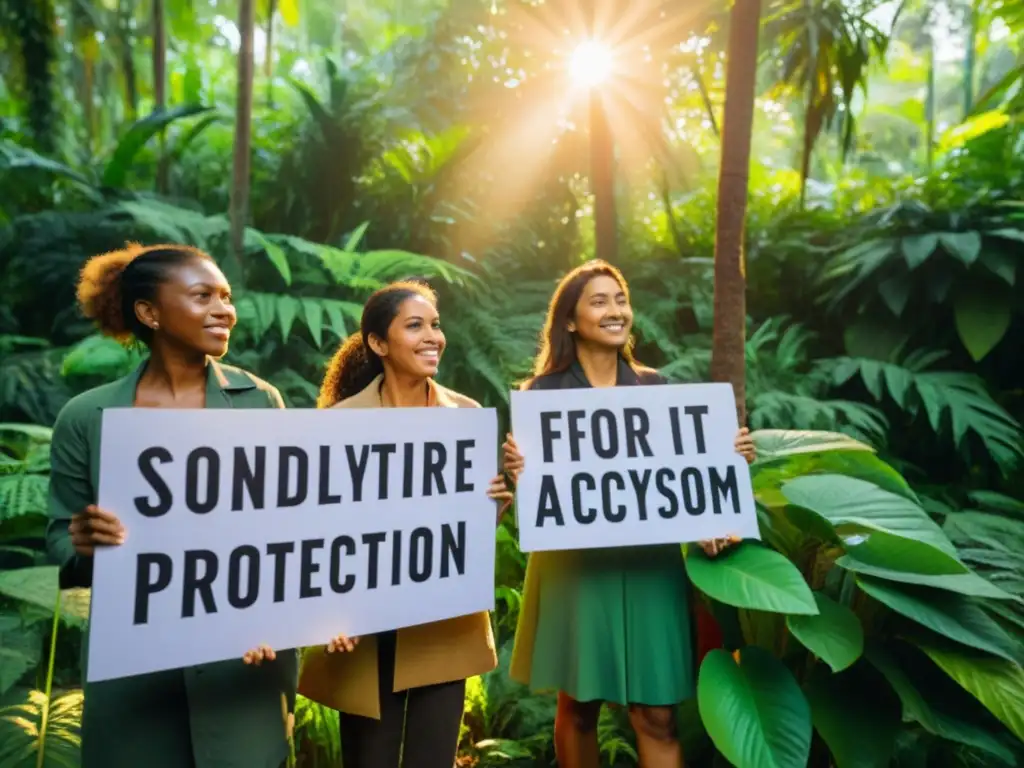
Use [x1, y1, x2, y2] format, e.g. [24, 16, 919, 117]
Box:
[297, 374, 498, 719]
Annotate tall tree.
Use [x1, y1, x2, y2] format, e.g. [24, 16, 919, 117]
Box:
[229, 0, 256, 279]
[711, 0, 762, 423]
[152, 0, 168, 192]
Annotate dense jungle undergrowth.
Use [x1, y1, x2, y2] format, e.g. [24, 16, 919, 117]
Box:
[1, 0, 1023, 765]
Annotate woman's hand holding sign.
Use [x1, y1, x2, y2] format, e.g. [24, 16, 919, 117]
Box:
[242, 645, 277, 666]
[733, 427, 756, 465]
[502, 434, 524, 481]
[326, 634, 360, 653]
[70, 504, 125, 556]
[488, 473, 514, 524]
[699, 428, 757, 558]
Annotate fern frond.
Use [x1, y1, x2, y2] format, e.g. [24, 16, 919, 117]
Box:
[830, 356, 1023, 473]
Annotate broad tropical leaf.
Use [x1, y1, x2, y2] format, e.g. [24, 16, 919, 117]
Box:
[0, 567, 91, 625]
[786, 593, 864, 672]
[685, 544, 817, 615]
[0, 689, 83, 767]
[697, 646, 812, 768]
[751, 430, 875, 461]
[836, 554, 1014, 601]
[915, 641, 1024, 742]
[856, 577, 1021, 663]
[867, 645, 1015, 761]
[804, 663, 900, 768]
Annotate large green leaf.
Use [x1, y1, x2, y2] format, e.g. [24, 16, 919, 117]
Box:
[901, 233, 939, 270]
[836, 521, 967, 576]
[0, 567, 90, 625]
[953, 288, 1012, 362]
[804, 663, 900, 768]
[751, 430, 875, 462]
[857, 577, 1020, 663]
[915, 641, 1024, 742]
[0, 689, 83, 767]
[781, 474, 960, 560]
[786, 593, 864, 672]
[836, 554, 1015, 601]
[697, 646, 812, 768]
[685, 544, 818, 615]
[939, 231, 983, 265]
[867, 645, 1015, 761]
[0, 612, 42, 696]
[101, 104, 215, 188]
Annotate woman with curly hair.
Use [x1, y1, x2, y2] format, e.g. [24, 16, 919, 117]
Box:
[48, 243, 298, 768]
[503, 260, 757, 768]
[296, 279, 511, 768]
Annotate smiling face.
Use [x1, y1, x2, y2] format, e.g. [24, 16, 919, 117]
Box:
[369, 294, 445, 378]
[569, 274, 633, 350]
[136, 258, 237, 358]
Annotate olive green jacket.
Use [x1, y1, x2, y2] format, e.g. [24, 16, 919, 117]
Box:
[47, 358, 298, 768]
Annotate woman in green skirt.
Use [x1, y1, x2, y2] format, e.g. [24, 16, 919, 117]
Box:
[503, 260, 756, 768]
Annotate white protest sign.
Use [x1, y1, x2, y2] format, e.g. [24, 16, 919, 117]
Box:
[510, 382, 759, 552]
[87, 406, 498, 683]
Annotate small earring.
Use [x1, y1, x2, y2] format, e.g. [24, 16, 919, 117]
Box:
[152, 322, 159, 330]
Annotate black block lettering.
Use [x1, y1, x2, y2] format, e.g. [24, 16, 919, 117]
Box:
[133, 553, 172, 624]
[623, 408, 653, 458]
[185, 447, 219, 514]
[536, 475, 565, 526]
[362, 532, 386, 589]
[710, 466, 741, 514]
[329, 536, 355, 593]
[440, 522, 466, 578]
[232, 447, 265, 511]
[182, 550, 218, 617]
[409, 527, 433, 583]
[227, 545, 260, 609]
[455, 440, 474, 492]
[423, 442, 447, 496]
[135, 447, 174, 517]
[680, 467, 706, 515]
[266, 542, 295, 602]
[300, 538, 324, 598]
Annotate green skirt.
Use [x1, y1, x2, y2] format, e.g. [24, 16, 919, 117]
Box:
[509, 544, 695, 706]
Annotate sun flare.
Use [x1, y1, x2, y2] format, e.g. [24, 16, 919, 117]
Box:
[569, 40, 614, 88]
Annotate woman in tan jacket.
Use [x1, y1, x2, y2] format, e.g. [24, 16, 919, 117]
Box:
[297, 279, 510, 768]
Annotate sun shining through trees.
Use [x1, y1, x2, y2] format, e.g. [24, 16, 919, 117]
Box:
[568, 40, 614, 88]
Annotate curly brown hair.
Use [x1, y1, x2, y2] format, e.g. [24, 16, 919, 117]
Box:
[77, 242, 212, 345]
[317, 280, 438, 408]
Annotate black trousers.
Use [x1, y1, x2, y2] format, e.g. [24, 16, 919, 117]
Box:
[339, 631, 466, 768]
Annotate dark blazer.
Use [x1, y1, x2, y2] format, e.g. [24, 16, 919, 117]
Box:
[47, 358, 298, 768]
[525, 357, 666, 392]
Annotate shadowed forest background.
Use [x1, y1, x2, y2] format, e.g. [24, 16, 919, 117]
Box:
[1, 0, 1023, 766]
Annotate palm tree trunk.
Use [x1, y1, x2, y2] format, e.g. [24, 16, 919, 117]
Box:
[710, 0, 762, 424]
[265, 0, 276, 107]
[152, 0, 168, 193]
[229, 0, 256, 281]
[591, 92, 617, 264]
[119, 0, 138, 122]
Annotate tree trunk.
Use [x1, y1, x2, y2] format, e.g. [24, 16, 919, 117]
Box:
[229, 0, 256, 281]
[591, 92, 617, 264]
[710, 0, 762, 424]
[152, 0, 168, 193]
[265, 0, 276, 107]
[119, 0, 138, 121]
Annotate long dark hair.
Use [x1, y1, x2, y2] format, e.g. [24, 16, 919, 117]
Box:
[523, 259, 645, 389]
[317, 280, 438, 408]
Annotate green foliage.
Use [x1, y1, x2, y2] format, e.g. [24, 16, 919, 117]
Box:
[2, 1, 1023, 765]
[0, 689, 82, 767]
